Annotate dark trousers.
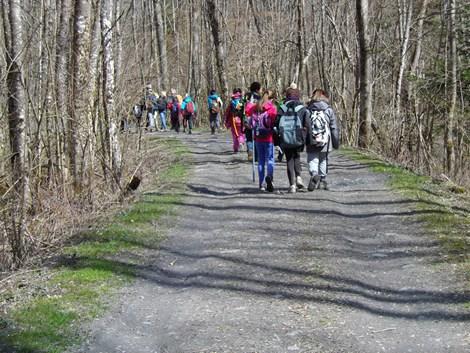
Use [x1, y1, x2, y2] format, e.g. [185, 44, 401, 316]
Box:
[284, 148, 302, 186]
[184, 114, 193, 132]
[209, 112, 219, 134]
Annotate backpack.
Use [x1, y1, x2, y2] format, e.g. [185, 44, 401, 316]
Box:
[251, 111, 272, 138]
[310, 110, 329, 147]
[230, 99, 244, 117]
[168, 97, 178, 114]
[185, 101, 194, 114]
[278, 104, 305, 148]
[209, 98, 220, 113]
[133, 105, 142, 118]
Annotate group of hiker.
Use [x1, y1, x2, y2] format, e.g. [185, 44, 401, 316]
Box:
[224, 82, 340, 193]
[130, 81, 340, 193]
[132, 84, 197, 134]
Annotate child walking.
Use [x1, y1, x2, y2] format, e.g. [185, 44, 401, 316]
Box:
[247, 90, 277, 192]
[224, 88, 246, 153]
[306, 89, 340, 190]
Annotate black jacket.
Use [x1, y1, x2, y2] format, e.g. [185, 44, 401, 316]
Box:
[156, 97, 168, 112]
[306, 100, 340, 153]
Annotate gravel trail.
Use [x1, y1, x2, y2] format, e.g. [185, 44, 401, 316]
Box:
[73, 131, 470, 353]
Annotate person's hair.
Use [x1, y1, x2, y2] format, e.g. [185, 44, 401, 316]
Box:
[209, 89, 216, 95]
[233, 88, 242, 94]
[255, 89, 275, 112]
[312, 89, 329, 103]
[249, 81, 261, 93]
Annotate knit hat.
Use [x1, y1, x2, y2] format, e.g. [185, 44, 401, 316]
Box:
[286, 87, 300, 100]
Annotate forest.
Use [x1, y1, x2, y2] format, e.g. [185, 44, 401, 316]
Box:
[0, 0, 468, 269]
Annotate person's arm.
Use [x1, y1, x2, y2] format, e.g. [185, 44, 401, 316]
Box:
[327, 107, 340, 149]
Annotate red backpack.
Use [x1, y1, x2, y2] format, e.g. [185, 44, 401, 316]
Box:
[185, 101, 194, 114]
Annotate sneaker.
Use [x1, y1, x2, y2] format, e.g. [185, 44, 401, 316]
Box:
[320, 180, 329, 190]
[288, 185, 297, 193]
[259, 186, 266, 192]
[265, 176, 274, 192]
[296, 176, 304, 189]
[309, 175, 321, 191]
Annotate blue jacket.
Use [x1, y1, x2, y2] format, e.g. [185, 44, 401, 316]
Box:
[207, 94, 220, 109]
[181, 96, 197, 113]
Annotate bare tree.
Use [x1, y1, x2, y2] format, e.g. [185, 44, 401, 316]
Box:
[70, 0, 91, 188]
[101, 0, 122, 185]
[206, 0, 228, 98]
[154, 0, 168, 89]
[356, 0, 372, 148]
[445, 0, 457, 175]
[4, 0, 30, 264]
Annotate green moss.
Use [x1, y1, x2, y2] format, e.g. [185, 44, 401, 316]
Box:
[1, 137, 188, 353]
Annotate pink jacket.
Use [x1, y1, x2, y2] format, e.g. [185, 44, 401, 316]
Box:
[247, 100, 277, 143]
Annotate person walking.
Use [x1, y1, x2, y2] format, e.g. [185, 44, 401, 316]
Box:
[247, 90, 277, 192]
[275, 86, 310, 193]
[157, 91, 168, 131]
[224, 88, 246, 153]
[306, 89, 340, 191]
[144, 84, 158, 131]
[181, 94, 196, 134]
[167, 89, 180, 132]
[208, 89, 223, 134]
[244, 82, 262, 161]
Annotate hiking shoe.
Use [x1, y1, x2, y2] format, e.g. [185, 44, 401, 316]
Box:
[288, 185, 297, 193]
[265, 176, 274, 192]
[308, 175, 320, 191]
[296, 176, 304, 189]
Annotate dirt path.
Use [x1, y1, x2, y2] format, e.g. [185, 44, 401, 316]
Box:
[73, 131, 470, 353]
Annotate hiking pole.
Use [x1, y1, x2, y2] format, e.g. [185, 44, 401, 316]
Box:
[252, 128, 256, 183]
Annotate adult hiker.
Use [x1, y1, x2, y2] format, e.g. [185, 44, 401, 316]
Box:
[144, 84, 158, 131]
[306, 89, 340, 191]
[244, 81, 262, 161]
[132, 102, 143, 129]
[207, 89, 223, 134]
[167, 89, 180, 132]
[181, 94, 196, 134]
[247, 90, 277, 192]
[157, 91, 168, 131]
[274, 86, 311, 193]
[224, 88, 246, 153]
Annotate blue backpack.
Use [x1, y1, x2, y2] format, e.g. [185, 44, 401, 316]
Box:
[278, 104, 305, 148]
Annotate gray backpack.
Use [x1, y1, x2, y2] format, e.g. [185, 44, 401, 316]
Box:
[278, 104, 305, 149]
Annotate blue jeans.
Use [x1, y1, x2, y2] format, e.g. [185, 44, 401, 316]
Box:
[256, 142, 274, 187]
[159, 111, 167, 130]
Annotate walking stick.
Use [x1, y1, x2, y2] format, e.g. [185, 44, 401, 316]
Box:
[252, 128, 256, 183]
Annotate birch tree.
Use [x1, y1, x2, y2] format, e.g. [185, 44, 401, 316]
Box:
[101, 0, 122, 184]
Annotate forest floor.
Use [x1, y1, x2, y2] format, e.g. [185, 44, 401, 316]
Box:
[65, 130, 470, 353]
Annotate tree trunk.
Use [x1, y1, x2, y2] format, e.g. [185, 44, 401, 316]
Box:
[206, 0, 228, 98]
[191, 0, 201, 98]
[70, 0, 90, 188]
[4, 0, 30, 265]
[394, 0, 413, 156]
[101, 0, 122, 185]
[445, 0, 456, 175]
[154, 0, 168, 89]
[356, 0, 372, 148]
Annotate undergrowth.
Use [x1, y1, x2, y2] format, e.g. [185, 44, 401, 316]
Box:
[0, 136, 188, 353]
